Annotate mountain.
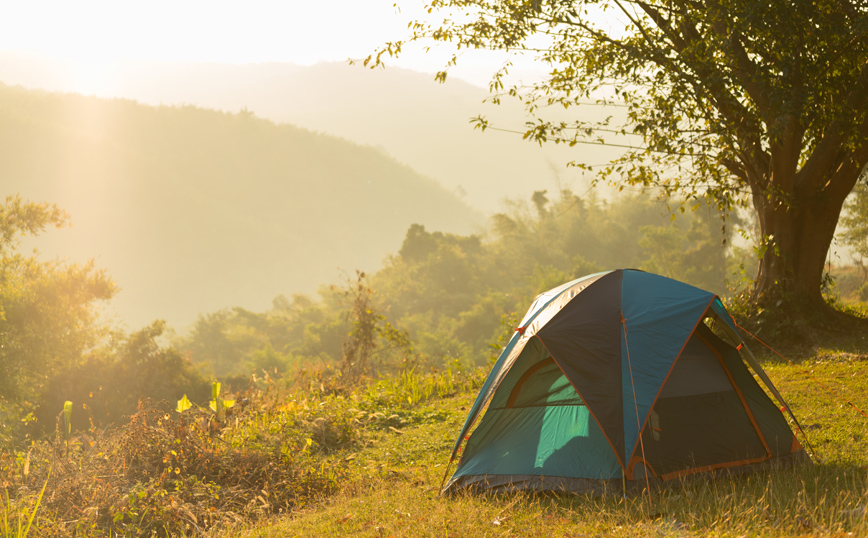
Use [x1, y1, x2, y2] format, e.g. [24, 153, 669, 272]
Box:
[0, 54, 626, 213]
[0, 83, 481, 329]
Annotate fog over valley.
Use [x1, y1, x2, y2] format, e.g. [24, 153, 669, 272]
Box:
[0, 54, 621, 213]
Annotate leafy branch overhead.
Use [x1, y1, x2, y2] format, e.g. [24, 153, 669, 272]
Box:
[370, 0, 868, 314]
[0, 195, 69, 252]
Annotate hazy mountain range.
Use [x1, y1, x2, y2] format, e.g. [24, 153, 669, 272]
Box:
[0, 54, 626, 213]
[0, 83, 480, 329]
[0, 53, 631, 330]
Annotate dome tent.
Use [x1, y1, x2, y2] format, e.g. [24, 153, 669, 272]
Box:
[443, 270, 809, 495]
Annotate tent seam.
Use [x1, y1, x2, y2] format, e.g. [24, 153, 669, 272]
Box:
[537, 336, 627, 471]
[623, 295, 718, 471]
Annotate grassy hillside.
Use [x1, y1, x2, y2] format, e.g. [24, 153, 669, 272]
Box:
[229, 352, 868, 538]
[3, 346, 866, 537]
[0, 83, 480, 328]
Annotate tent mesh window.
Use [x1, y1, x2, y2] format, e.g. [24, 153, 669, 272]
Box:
[636, 323, 771, 478]
[493, 357, 584, 409]
[459, 337, 621, 481]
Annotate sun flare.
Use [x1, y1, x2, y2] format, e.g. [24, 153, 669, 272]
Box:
[65, 58, 118, 96]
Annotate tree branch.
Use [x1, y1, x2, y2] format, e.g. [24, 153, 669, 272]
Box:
[797, 58, 868, 193]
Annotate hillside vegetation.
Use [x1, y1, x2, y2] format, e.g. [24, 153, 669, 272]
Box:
[173, 189, 749, 379]
[2, 351, 867, 537]
[0, 82, 479, 328]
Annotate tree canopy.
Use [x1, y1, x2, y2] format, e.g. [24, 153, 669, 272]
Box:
[0, 196, 115, 421]
[177, 191, 735, 378]
[371, 0, 868, 316]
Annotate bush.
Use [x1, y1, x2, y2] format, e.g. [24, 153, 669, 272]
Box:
[3, 381, 358, 536]
[33, 322, 211, 433]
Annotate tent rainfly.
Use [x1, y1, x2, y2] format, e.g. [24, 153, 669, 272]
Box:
[443, 270, 810, 495]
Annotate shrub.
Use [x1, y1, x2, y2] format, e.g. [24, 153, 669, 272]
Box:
[3, 381, 356, 536]
[33, 322, 211, 433]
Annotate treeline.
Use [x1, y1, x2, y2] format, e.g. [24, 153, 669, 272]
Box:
[4, 185, 867, 446]
[0, 196, 210, 445]
[174, 189, 748, 379]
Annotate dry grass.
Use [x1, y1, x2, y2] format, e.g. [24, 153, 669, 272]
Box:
[0, 366, 484, 536]
[221, 353, 868, 538]
[2, 353, 866, 537]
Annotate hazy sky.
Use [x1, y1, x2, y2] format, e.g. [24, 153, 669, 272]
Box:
[0, 0, 543, 89]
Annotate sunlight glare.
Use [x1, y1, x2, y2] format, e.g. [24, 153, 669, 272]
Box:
[66, 58, 119, 96]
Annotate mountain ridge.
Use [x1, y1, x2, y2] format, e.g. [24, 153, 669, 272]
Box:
[0, 54, 624, 213]
[0, 83, 481, 329]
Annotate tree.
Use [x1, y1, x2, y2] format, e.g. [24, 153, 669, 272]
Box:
[637, 204, 730, 292]
[0, 196, 116, 406]
[338, 271, 414, 382]
[371, 0, 868, 317]
[36, 321, 211, 430]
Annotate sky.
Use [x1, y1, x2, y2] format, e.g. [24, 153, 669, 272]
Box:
[0, 0, 545, 91]
[0, 1, 856, 268]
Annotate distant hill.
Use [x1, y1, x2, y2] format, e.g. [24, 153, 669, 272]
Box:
[0, 54, 626, 213]
[0, 83, 481, 329]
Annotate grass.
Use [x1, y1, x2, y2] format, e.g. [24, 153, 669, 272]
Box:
[0, 366, 486, 536]
[218, 351, 868, 538]
[1, 351, 867, 536]
[2, 471, 49, 538]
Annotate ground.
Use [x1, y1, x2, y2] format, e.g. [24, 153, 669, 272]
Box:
[217, 349, 868, 538]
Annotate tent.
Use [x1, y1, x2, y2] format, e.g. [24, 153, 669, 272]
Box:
[443, 269, 809, 495]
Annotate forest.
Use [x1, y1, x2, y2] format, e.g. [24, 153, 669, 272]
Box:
[175, 189, 748, 381]
[4, 177, 868, 443]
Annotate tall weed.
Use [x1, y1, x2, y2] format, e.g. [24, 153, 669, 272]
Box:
[1, 471, 49, 538]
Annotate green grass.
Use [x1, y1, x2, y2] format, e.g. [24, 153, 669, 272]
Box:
[764, 352, 868, 465]
[218, 354, 868, 538]
[2, 354, 867, 537]
[2, 471, 49, 538]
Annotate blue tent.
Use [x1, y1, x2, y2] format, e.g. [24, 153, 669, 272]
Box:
[444, 270, 808, 495]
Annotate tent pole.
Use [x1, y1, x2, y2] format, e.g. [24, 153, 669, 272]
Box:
[622, 468, 626, 498]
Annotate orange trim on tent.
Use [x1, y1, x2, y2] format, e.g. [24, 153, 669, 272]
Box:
[695, 330, 773, 459]
[505, 357, 555, 408]
[659, 455, 770, 481]
[537, 337, 627, 471]
[624, 295, 718, 470]
[791, 435, 803, 454]
[626, 457, 659, 480]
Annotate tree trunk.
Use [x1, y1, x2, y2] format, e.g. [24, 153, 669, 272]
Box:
[752, 186, 849, 315]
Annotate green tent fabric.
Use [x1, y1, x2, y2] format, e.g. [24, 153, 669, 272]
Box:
[443, 270, 809, 495]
